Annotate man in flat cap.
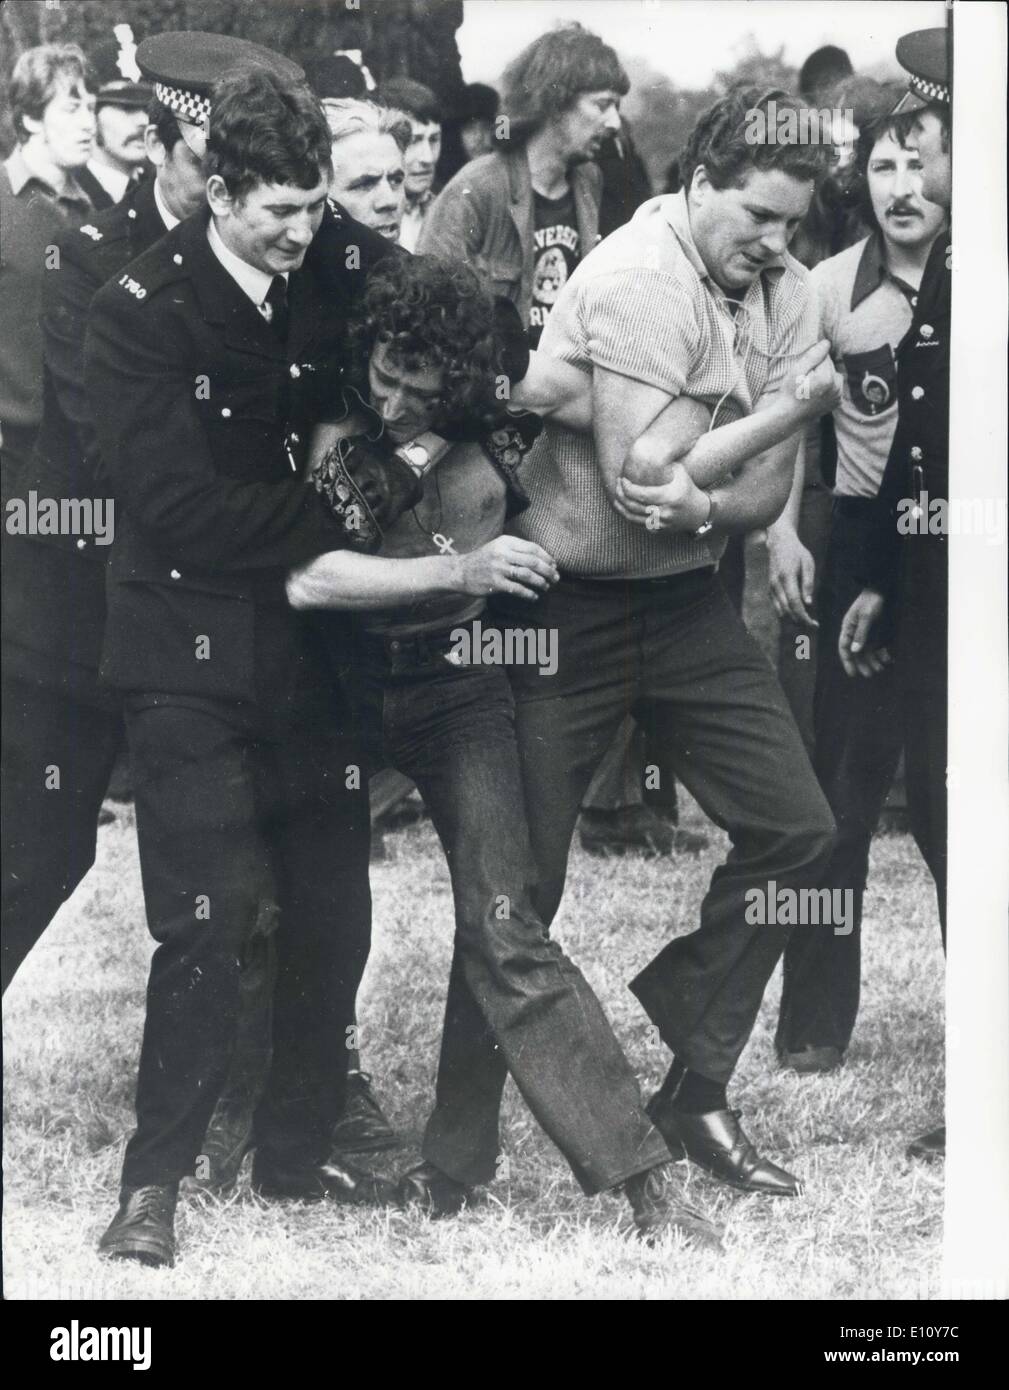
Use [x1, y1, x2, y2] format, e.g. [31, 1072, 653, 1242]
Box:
[77, 26, 152, 210]
[79, 54, 402, 1267]
[838, 26, 952, 1162]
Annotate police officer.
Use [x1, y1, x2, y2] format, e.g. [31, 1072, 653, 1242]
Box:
[838, 26, 952, 1163]
[1, 33, 318, 993]
[82, 55, 403, 1267]
[77, 28, 153, 210]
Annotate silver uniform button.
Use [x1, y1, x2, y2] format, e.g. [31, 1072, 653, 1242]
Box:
[920, 324, 934, 338]
[911, 446, 923, 460]
[127, 208, 137, 219]
[289, 364, 301, 378]
[76, 538, 87, 549]
[170, 568, 181, 580]
[221, 407, 232, 418]
[911, 386, 925, 400]
[173, 253, 183, 265]
[911, 295, 918, 307]
[290, 432, 300, 443]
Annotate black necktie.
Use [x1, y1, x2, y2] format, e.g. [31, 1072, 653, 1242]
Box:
[265, 275, 289, 342]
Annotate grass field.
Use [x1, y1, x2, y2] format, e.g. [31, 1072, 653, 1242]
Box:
[2, 787, 944, 1302]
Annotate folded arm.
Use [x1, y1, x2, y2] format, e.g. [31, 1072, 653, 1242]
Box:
[612, 339, 841, 534]
[510, 353, 593, 432]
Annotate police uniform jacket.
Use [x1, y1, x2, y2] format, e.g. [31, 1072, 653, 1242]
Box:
[858, 230, 950, 690]
[84, 204, 395, 705]
[3, 175, 166, 700]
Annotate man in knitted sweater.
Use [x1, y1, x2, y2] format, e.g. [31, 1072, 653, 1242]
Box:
[497, 88, 845, 1198]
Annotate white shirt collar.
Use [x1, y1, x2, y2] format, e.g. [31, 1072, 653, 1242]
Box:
[398, 199, 429, 254]
[207, 217, 287, 307]
[87, 158, 131, 205]
[153, 177, 181, 231]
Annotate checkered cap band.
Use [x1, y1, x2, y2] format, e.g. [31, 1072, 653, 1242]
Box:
[909, 73, 949, 105]
[154, 81, 211, 128]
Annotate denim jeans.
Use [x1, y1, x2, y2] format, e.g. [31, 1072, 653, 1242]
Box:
[340, 623, 669, 1192]
[496, 568, 837, 1085]
[776, 498, 904, 1055]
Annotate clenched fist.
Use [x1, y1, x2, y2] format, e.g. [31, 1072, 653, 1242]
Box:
[788, 339, 843, 421]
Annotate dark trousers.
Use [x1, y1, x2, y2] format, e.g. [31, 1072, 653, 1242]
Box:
[776, 500, 904, 1054]
[776, 479, 834, 756]
[579, 536, 745, 816]
[1, 664, 122, 991]
[342, 628, 668, 1192]
[902, 680, 947, 944]
[121, 684, 371, 1188]
[500, 569, 836, 1085]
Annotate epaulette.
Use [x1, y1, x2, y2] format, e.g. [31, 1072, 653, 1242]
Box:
[75, 193, 141, 249]
[107, 230, 188, 303]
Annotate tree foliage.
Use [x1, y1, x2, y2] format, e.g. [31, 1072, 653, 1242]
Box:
[623, 37, 798, 194]
[1, 0, 465, 154]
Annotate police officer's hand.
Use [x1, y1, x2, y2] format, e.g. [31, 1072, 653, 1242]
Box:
[788, 340, 843, 421]
[453, 536, 559, 600]
[839, 588, 892, 678]
[767, 518, 818, 627]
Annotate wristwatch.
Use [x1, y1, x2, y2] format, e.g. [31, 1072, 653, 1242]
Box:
[693, 489, 716, 537]
[395, 440, 431, 474]
[394, 431, 450, 477]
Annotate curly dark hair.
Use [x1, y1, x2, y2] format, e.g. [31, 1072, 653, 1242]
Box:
[501, 23, 629, 143]
[680, 86, 833, 194]
[348, 254, 505, 435]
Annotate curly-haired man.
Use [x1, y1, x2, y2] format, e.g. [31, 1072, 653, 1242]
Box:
[287, 253, 723, 1248]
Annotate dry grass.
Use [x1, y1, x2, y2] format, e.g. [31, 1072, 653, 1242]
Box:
[2, 795, 944, 1301]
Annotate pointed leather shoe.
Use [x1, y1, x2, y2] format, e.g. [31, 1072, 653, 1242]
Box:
[252, 1152, 397, 1205]
[648, 1100, 802, 1197]
[907, 1124, 945, 1162]
[397, 1160, 472, 1216]
[98, 1183, 178, 1268]
[624, 1163, 724, 1250]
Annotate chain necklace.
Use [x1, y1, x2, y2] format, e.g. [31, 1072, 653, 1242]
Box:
[409, 468, 455, 554]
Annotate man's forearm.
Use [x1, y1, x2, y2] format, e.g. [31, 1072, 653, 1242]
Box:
[287, 548, 460, 610]
[631, 392, 804, 490]
[706, 432, 801, 535]
[766, 431, 807, 537]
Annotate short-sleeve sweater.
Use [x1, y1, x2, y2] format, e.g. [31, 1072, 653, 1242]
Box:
[511, 191, 816, 577]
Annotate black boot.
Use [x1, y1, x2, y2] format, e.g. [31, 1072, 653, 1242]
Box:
[99, 1183, 178, 1268]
